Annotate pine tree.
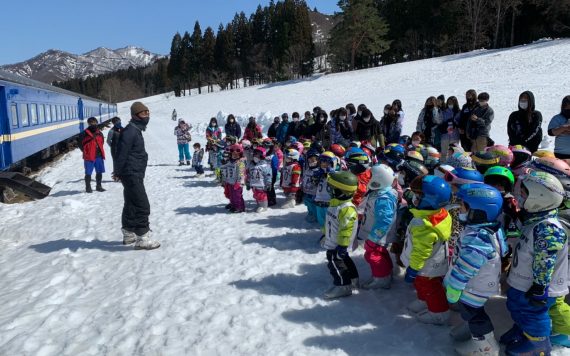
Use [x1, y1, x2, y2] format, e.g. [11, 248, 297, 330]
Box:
[201, 27, 216, 92]
[190, 21, 203, 94]
[167, 33, 183, 96]
[329, 0, 390, 70]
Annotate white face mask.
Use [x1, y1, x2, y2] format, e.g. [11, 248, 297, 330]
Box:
[458, 212, 468, 223]
[253, 157, 260, 163]
[412, 139, 421, 147]
[339, 116, 346, 121]
[448, 105, 454, 110]
[363, 117, 371, 123]
[519, 101, 529, 110]
[384, 110, 389, 115]
[293, 117, 299, 122]
[357, 111, 362, 116]
[397, 172, 405, 186]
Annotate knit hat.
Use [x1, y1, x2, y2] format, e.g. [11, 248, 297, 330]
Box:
[130, 102, 149, 116]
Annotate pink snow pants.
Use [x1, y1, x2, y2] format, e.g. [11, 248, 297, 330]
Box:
[252, 188, 268, 203]
[364, 240, 393, 278]
[229, 183, 245, 211]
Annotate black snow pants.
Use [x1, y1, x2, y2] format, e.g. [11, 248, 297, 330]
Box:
[121, 175, 150, 235]
[326, 249, 359, 286]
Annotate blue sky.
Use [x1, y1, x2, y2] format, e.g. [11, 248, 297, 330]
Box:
[0, 0, 339, 65]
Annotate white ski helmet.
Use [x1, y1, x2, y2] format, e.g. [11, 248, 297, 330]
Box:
[514, 171, 565, 213]
[368, 164, 395, 190]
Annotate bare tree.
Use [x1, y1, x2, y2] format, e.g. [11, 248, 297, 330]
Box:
[491, 0, 522, 48]
[461, 0, 489, 49]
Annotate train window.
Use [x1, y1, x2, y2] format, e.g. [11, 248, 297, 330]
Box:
[39, 104, 45, 124]
[11, 104, 18, 127]
[20, 104, 29, 126]
[30, 104, 38, 125]
[46, 105, 52, 123]
[57, 105, 62, 121]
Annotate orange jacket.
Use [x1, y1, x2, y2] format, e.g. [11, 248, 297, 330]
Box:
[352, 169, 371, 207]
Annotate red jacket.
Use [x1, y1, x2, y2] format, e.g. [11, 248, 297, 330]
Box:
[352, 169, 371, 207]
[243, 125, 262, 141]
[82, 129, 105, 161]
[281, 161, 302, 193]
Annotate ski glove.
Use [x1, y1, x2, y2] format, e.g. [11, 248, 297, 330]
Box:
[526, 283, 548, 307]
[404, 267, 418, 284]
[335, 245, 348, 258]
[446, 285, 462, 304]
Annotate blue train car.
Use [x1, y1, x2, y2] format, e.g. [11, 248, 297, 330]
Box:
[0, 70, 117, 171]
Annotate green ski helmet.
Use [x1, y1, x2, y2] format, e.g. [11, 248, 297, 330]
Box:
[484, 166, 515, 193]
[327, 171, 358, 199]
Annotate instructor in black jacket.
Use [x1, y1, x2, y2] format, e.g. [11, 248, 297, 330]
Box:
[507, 91, 543, 153]
[114, 102, 160, 250]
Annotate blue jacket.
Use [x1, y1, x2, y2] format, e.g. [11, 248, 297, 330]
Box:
[276, 122, 290, 143]
[366, 188, 398, 245]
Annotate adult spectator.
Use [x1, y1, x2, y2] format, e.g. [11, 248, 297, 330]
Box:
[466, 92, 494, 152]
[346, 103, 357, 129]
[242, 117, 263, 141]
[329, 107, 353, 147]
[548, 95, 570, 159]
[354, 108, 383, 148]
[115, 102, 160, 250]
[392, 99, 405, 129]
[458, 89, 478, 151]
[80, 117, 106, 193]
[287, 112, 303, 139]
[439, 96, 461, 161]
[380, 105, 401, 145]
[416, 96, 441, 147]
[276, 113, 290, 144]
[174, 119, 192, 166]
[224, 114, 241, 139]
[267, 117, 280, 138]
[106, 116, 122, 175]
[309, 110, 331, 149]
[507, 91, 543, 153]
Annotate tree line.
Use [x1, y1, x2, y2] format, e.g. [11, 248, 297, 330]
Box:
[54, 0, 569, 101]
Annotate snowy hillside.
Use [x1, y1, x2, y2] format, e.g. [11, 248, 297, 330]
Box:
[1, 39, 570, 356]
[0, 46, 162, 83]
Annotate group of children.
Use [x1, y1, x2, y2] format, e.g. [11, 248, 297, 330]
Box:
[192, 121, 570, 355]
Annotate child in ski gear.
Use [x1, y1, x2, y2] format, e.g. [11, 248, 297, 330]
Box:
[206, 117, 223, 169]
[281, 148, 302, 209]
[345, 148, 372, 208]
[224, 144, 246, 213]
[444, 184, 506, 355]
[314, 152, 336, 228]
[502, 171, 568, 355]
[174, 119, 192, 165]
[247, 147, 272, 213]
[302, 149, 321, 222]
[358, 164, 398, 290]
[401, 175, 452, 325]
[80, 117, 106, 193]
[322, 171, 360, 299]
[192, 143, 205, 177]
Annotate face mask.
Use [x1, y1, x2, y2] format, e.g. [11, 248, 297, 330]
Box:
[448, 105, 454, 110]
[519, 101, 529, 110]
[114, 122, 121, 128]
[411, 193, 420, 207]
[384, 110, 389, 115]
[253, 157, 260, 163]
[339, 116, 346, 121]
[363, 117, 371, 123]
[211, 123, 216, 127]
[562, 109, 570, 119]
[293, 117, 299, 122]
[458, 212, 468, 223]
[479, 101, 488, 107]
[89, 125, 97, 131]
[412, 139, 421, 147]
[397, 172, 405, 186]
[357, 111, 362, 116]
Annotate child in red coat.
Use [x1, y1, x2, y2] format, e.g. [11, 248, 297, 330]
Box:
[281, 148, 302, 208]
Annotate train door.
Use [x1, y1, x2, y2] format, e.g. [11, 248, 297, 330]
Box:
[77, 98, 84, 132]
[99, 103, 102, 122]
[0, 86, 10, 170]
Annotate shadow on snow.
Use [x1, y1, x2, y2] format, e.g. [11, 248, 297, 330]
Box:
[29, 239, 130, 253]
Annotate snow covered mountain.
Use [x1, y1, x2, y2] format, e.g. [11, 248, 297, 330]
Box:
[0, 46, 162, 83]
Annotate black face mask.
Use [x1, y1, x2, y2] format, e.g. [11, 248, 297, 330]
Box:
[562, 109, 570, 119]
[140, 117, 150, 125]
[88, 125, 97, 132]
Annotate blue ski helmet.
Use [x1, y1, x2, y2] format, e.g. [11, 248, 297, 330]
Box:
[456, 183, 504, 222]
[410, 175, 451, 210]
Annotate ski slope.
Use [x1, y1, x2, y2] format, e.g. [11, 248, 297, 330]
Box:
[1, 39, 570, 355]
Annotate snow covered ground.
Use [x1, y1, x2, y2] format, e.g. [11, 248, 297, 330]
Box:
[1, 39, 570, 355]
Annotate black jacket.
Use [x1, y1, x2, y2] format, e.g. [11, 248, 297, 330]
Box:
[287, 121, 303, 140]
[354, 117, 382, 145]
[267, 122, 279, 138]
[507, 91, 543, 152]
[115, 120, 148, 178]
[224, 122, 242, 138]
